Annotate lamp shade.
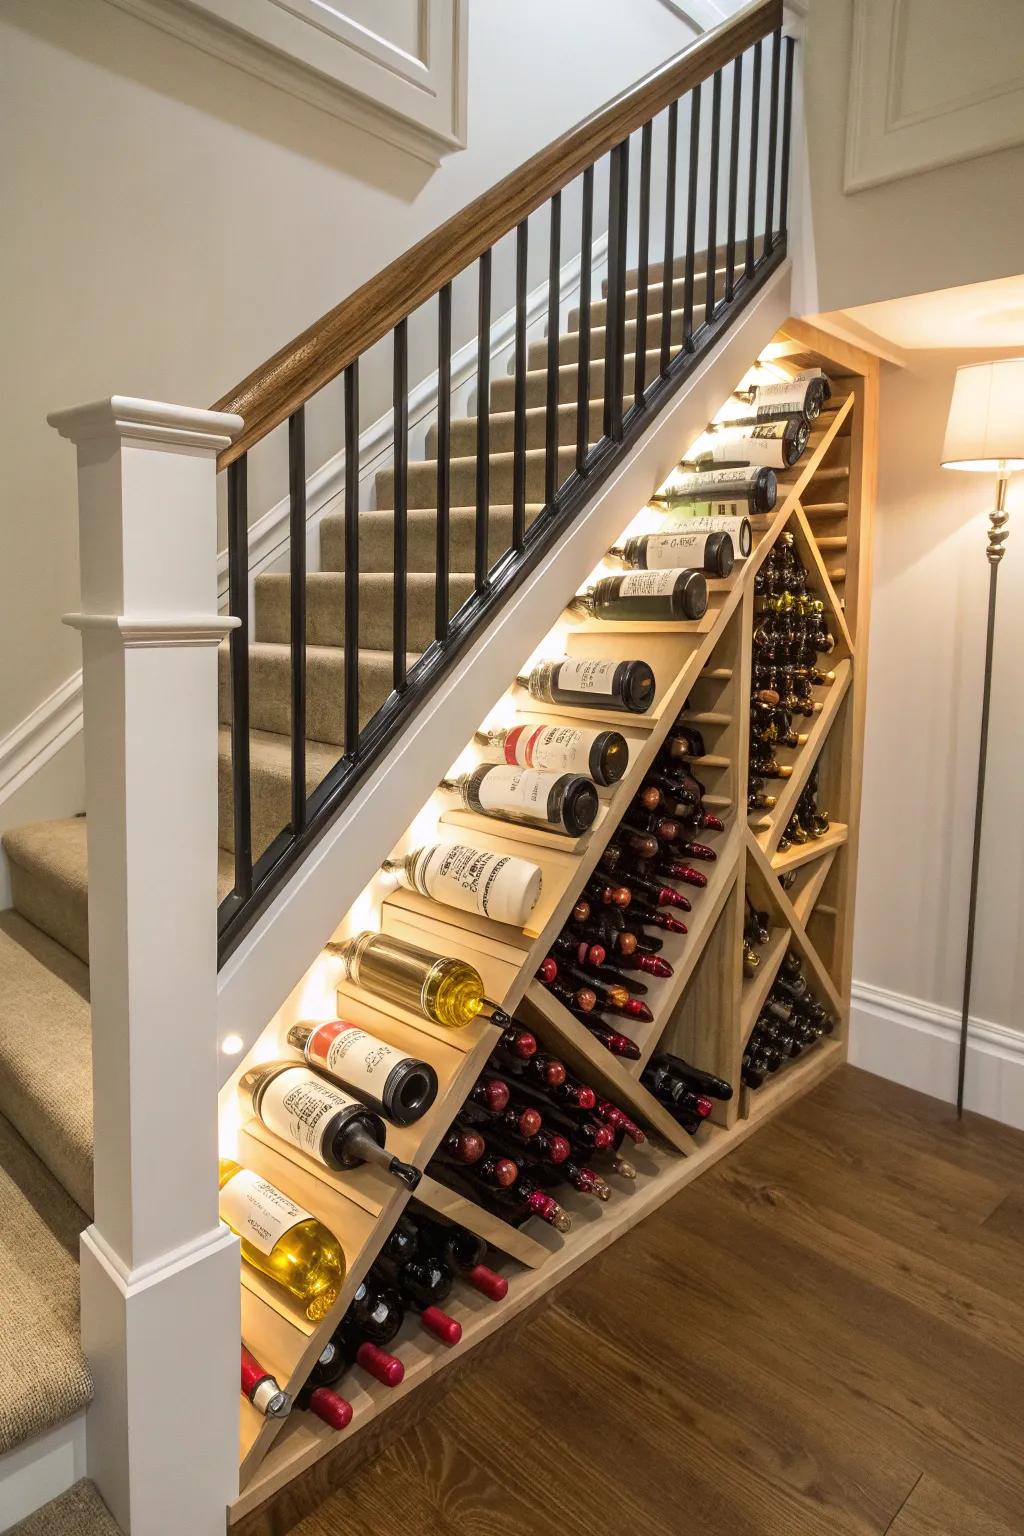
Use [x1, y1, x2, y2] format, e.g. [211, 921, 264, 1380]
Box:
[941, 358, 1024, 472]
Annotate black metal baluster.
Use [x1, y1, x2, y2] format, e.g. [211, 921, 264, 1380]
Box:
[227, 456, 252, 901]
[475, 251, 491, 591]
[288, 408, 306, 832]
[779, 36, 795, 241]
[764, 26, 782, 251]
[682, 85, 701, 350]
[512, 219, 529, 552]
[545, 191, 562, 506]
[705, 70, 722, 325]
[576, 166, 594, 473]
[392, 320, 408, 691]
[745, 40, 762, 278]
[603, 140, 630, 442]
[634, 120, 653, 404]
[725, 56, 742, 301]
[343, 363, 360, 757]
[660, 101, 678, 376]
[436, 283, 451, 641]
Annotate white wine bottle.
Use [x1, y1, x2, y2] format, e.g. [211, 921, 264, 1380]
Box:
[691, 418, 809, 469]
[438, 765, 598, 838]
[652, 464, 777, 515]
[517, 655, 656, 715]
[570, 568, 708, 622]
[239, 1063, 421, 1188]
[219, 1160, 345, 1321]
[610, 530, 734, 578]
[383, 842, 542, 927]
[476, 722, 629, 785]
[287, 1019, 438, 1125]
[732, 370, 831, 424]
[328, 932, 485, 1030]
[657, 511, 751, 557]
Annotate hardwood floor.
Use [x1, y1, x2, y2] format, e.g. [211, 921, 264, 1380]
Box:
[240, 1067, 1024, 1536]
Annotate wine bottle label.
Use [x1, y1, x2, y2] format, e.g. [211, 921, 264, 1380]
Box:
[554, 658, 618, 695]
[504, 724, 594, 775]
[707, 425, 787, 466]
[661, 513, 751, 555]
[664, 466, 763, 495]
[259, 1067, 362, 1165]
[616, 569, 679, 597]
[307, 1022, 410, 1095]
[220, 1169, 313, 1256]
[749, 381, 809, 415]
[415, 842, 541, 925]
[477, 766, 557, 820]
[637, 533, 709, 569]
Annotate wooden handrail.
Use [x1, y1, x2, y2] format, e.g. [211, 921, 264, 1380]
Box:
[211, 0, 782, 468]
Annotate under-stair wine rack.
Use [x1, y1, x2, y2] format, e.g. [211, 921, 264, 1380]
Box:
[221, 318, 878, 1525]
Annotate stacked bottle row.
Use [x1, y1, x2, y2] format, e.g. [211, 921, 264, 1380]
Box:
[428, 1014, 648, 1230]
[749, 531, 836, 814]
[779, 765, 830, 851]
[241, 1211, 510, 1430]
[742, 948, 835, 1091]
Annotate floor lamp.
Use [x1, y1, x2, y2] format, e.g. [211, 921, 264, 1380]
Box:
[941, 358, 1024, 1116]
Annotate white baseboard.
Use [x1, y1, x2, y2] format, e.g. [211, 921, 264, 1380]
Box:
[0, 1413, 87, 1533]
[0, 674, 82, 811]
[849, 979, 1024, 1131]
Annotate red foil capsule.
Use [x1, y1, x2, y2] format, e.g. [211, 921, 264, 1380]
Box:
[420, 1306, 462, 1347]
[587, 943, 607, 967]
[500, 1027, 537, 1059]
[544, 1133, 572, 1164]
[522, 1188, 572, 1232]
[695, 1095, 714, 1119]
[573, 900, 591, 923]
[655, 885, 690, 911]
[565, 1164, 611, 1200]
[615, 931, 638, 956]
[596, 1101, 646, 1143]
[652, 818, 679, 841]
[464, 1263, 508, 1302]
[618, 998, 654, 1023]
[492, 1157, 519, 1187]
[637, 786, 661, 810]
[514, 1107, 542, 1138]
[306, 1386, 354, 1430]
[537, 957, 558, 983]
[700, 813, 725, 832]
[629, 953, 673, 979]
[659, 861, 708, 888]
[680, 840, 716, 862]
[535, 1054, 567, 1087]
[355, 1341, 404, 1387]
[475, 1077, 510, 1112]
[575, 987, 597, 1013]
[449, 1129, 485, 1165]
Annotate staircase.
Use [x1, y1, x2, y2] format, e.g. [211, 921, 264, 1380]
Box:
[0, 4, 796, 1530]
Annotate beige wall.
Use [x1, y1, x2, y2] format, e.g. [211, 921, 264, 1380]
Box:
[0, 0, 692, 737]
[855, 347, 1024, 1034]
[803, 0, 1024, 314]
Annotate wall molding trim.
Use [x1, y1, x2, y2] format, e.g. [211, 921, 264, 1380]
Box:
[849, 978, 1024, 1131]
[1, 234, 609, 816]
[102, 0, 468, 165]
[845, 0, 1024, 192]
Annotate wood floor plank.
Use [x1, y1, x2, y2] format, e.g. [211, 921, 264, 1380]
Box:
[273, 1068, 1024, 1536]
[885, 1474, 1023, 1536]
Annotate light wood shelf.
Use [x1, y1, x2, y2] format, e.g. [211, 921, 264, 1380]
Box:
[224, 320, 879, 1521]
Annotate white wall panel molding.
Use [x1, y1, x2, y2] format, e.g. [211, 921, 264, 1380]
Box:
[845, 0, 1024, 192]
[849, 978, 1024, 1131]
[103, 0, 467, 163]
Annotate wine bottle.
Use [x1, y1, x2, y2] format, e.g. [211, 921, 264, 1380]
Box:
[652, 464, 777, 515]
[409, 1214, 509, 1302]
[241, 1347, 291, 1418]
[562, 1162, 611, 1200]
[383, 842, 542, 928]
[287, 1020, 438, 1126]
[731, 372, 831, 424]
[581, 1018, 641, 1059]
[296, 1383, 354, 1430]
[570, 568, 708, 623]
[656, 1052, 733, 1101]
[438, 1126, 486, 1165]
[219, 1160, 345, 1321]
[470, 1075, 510, 1113]
[658, 511, 752, 558]
[610, 530, 734, 578]
[518, 655, 656, 715]
[327, 931, 484, 1030]
[476, 722, 629, 786]
[691, 418, 809, 469]
[438, 765, 598, 838]
[344, 1279, 405, 1348]
[239, 1064, 421, 1189]
[660, 724, 707, 760]
[594, 1100, 645, 1143]
[371, 1253, 462, 1347]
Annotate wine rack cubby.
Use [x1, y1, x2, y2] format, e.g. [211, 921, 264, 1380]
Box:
[221, 320, 877, 1523]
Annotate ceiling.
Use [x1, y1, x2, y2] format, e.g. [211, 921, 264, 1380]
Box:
[837, 273, 1024, 354]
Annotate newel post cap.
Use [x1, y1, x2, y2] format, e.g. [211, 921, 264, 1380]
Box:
[48, 395, 244, 452]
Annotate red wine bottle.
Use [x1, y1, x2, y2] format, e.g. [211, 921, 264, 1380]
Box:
[296, 1384, 353, 1430]
[470, 1076, 511, 1113]
[439, 765, 598, 837]
[594, 1100, 646, 1143]
[570, 568, 708, 623]
[579, 1017, 641, 1059]
[409, 1214, 509, 1302]
[610, 530, 734, 578]
[562, 1162, 611, 1200]
[370, 1252, 462, 1347]
[476, 722, 629, 786]
[241, 1347, 290, 1418]
[517, 656, 656, 714]
[438, 1126, 486, 1165]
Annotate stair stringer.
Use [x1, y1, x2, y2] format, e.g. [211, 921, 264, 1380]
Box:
[216, 258, 795, 1067]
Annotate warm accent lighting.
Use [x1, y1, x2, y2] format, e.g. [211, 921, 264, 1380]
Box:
[220, 1034, 244, 1056]
[941, 358, 1024, 472]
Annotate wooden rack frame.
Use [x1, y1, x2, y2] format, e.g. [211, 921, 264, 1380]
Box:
[225, 319, 878, 1526]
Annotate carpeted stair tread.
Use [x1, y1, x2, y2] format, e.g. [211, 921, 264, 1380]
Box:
[8, 1480, 120, 1535]
[218, 725, 347, 860]
[425, 403, 605, 460]
[0, 1112, 91, 1456]
[0, 912, 92, 1215]
[528, 306, 694, 371]
[489, 346, 662, 411]
[319, 505, 539, 572]
[570, 270, 719, 331]
[376, 443, 582, 511]
[4, 819, 89, 967]
[218, 642, 405, 751]
[253, 570, 475, 651]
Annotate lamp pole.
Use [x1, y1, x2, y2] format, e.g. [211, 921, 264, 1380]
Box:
[957, 469, 1009, 1116]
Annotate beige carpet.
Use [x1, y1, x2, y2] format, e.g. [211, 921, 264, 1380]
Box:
[7, 1480, 120, 1536]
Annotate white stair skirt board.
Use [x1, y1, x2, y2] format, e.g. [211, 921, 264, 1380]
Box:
[217, 257, 794, 1067]
[849, 979, 1024, 1131]
[0, 1414, 87, 1534]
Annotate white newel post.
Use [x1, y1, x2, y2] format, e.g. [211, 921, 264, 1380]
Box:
[49, 398, 245, 1534]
